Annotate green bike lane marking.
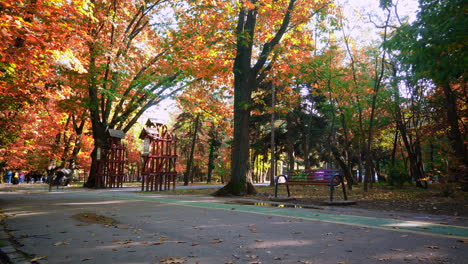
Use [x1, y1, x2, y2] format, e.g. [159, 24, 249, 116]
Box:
[81, 192, 468, 240]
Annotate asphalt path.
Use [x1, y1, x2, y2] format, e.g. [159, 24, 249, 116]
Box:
[0, 185, 467, 264]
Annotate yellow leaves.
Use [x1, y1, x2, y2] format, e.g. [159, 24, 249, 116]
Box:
[425, 245, 440, 249]
[159, 257, 186, 263]
[30, 256, 47, 262]
[53, 241, 70, 246]
[243, 1, 256, 10]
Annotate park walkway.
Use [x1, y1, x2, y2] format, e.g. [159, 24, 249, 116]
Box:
[0, 184, 467, 263]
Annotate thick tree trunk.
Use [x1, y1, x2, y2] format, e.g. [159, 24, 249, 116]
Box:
[84, 133, 108, 188]
[84, 118, 108, 188]
[215, 0, 296, 196]
[214, 74, 256, 195]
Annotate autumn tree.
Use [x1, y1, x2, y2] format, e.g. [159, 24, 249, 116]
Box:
[81, 0, 191, 187]
[173, 80, 232, 185]
[387, 0, 467, 188]
[213, 0, 334, 196]
[0, 0, 91, 170]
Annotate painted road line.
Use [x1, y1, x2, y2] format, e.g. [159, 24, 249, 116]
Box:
[87, 192, 468, 240]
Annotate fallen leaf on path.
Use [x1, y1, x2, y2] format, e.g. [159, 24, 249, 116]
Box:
[425, 245, 440, 249]
[378, 257, 391, 261]
[457, 240, 468, 244]
[30, 256, 47, 262]
[159, 257, 186, 263]
[191, 242, 200, 246]
[337, 262, 348, 264]
[82, 257, 93, 261]
[250, 255, 258, 259]
[208, 239, 223, 244]
[53, 241, 70, 246]
[255, 239, 263, 242]
[390, 248, 405, 252]
[153, 241, 164, 245]
[250, 229, 259, 233]
[177, 241, 187, 244]
[336, 238, 344, 241]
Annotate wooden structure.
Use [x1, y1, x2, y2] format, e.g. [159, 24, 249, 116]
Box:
[140, 119, 178, 191]
[96, 129, 127, 188]
[274, 169, 348, 201]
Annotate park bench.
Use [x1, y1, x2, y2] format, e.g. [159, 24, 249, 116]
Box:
[274, 169, 348, 201]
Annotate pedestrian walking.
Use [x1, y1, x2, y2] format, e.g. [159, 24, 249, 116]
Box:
[12, 171, 19, 185]
[19, 171, 25, 184]
[5, 170, 13, 184]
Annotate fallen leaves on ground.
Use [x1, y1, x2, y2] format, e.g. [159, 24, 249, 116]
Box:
[71, 213, 118, 226]
[208, 239, 223, 244]
[159, 257, 186, 263]
[30, 256, 47, 262]
[377, 257, 391, 261]
[425, 245, 440, 249]
[53, 241, 70, 246]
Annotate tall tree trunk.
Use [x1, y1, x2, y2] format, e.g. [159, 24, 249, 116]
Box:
[184, 113, 200, 186]
[286, 112, 295, 174]
[84, 127, 108, 188]
[206, 136, 218, 184]
[214, 0, 297, 196]
[270, 83, 276, 186]
[67, 118, 86, 180]
[60, 115, 72, 167]
[441, 83, 466, 186]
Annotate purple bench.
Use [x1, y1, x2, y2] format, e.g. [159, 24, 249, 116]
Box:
[274, 169, 348, 201]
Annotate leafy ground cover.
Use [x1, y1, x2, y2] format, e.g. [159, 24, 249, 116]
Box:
[167, 183, 468, 217]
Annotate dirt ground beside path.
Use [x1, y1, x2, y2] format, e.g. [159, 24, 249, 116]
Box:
[173, 183, 468, 217]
